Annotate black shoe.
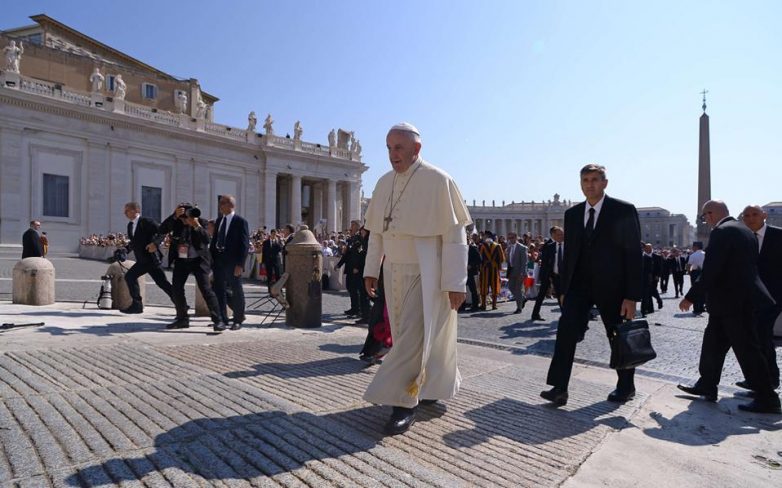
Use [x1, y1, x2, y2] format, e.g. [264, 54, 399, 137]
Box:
[355, 317, 368, 324]
[677, 384, 717, 402]
[735, 390, 756, 398]
[657, 300, 663, 309]
[385, 407, 416, 435]
[344, 309, 358, 316]
[166, 318, 190, 329]
[530, 314, 545, 321]
[513, 308, 522, 314]
[230, 322, 242, 331]
[213, 321, 227, 332]
[735, 380, 752, 391]
[737, 397, 781, 414]
[607, 389, 636, 403]
[120, 302, 143, 314]
[232, 316, 245, 325]
[540, 387, 568, 406]
[419, 399, 438, 406]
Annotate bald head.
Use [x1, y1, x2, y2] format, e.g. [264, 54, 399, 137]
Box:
[701, 200, 729, 227]
[741, 204, 767, 232]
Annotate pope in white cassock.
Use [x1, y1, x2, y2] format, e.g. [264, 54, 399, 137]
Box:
[363, 122, 472, 435]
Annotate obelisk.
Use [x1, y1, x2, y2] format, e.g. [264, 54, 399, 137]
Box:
[696, 90, 711, 244]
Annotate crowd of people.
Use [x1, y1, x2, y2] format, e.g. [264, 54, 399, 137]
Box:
[20, 122, 781, 440]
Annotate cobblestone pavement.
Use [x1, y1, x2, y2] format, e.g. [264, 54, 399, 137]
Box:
[0, 304, 647, 487]
[2, 251, 779, 390]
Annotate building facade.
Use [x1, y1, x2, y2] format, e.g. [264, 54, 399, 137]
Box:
[763, 202, 782, 227]
[636, 207, 692, 248]
[467, 195, 693, 248]
[0, 15, 366, 251]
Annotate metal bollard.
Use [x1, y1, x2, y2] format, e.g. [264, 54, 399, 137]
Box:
[284, 226, 323, 328]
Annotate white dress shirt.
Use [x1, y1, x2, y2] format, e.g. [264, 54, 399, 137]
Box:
[218, 211, 235, 237]
[583, 194, 606, 228]
[553, 241, 563, 274]
[130, 215, 140, 237]
[754, 223, 767, 252]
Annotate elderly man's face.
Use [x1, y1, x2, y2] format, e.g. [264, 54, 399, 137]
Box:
[580, 171, 608, 203]
[219, 198, 234, 215]
[741, 206, 767, 232]
[386, 130, 421, 173]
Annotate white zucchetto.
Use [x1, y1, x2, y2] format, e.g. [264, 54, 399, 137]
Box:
[389, 122, 420, 136]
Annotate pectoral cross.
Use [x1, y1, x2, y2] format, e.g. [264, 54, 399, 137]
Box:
[383, 216, 393, 231]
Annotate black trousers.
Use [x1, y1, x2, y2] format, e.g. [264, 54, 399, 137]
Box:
[696, 304, 777, 398]
[466, 272, 479, 308]
[672, 272, 685, 296]
[546, 287, 635, 391]
[124, 261, 173, 304]
[659, 272, 670, 293]
[213, 256, 246, 323]
[264, 261, 280, 286]
[346, 271, 369, 316]
[756, 305, 781, 388]
[531, 271, 561, 318]
[172, 258, 220, 323]
[689, 271, 705, 313]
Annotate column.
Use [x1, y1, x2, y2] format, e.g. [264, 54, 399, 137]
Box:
[347, 180, 360, 222]
[326, 179, 337, 233]
[341, 183, 351, 230]
[263, 170, 277, 229]
[312, 182, 323, 226]
[290, 175, 302, 227]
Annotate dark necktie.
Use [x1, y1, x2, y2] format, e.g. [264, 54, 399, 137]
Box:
[127, 221, 134, 240]
[218, 218, 227, 248]
[585, 207, 595, 240]
[556, 243, 563, 273]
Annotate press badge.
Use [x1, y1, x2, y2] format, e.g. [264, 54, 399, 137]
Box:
[177, 244, 189, 259]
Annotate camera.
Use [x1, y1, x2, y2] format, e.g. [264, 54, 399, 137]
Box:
[107, 248, 127, 263]
[177, 202, 201, 219]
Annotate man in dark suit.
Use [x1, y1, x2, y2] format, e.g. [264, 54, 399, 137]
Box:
[22, 220, 44, 258]
[678, 201, 780, 414]
[659, 250, 671, 294]
[210, 195, 250, 330]
[541, 164, 642, 406]
[531, 226, 564, 321]
[505, 232, 528, 314]
[651, 250, 664, 309]
[261, 229, 283, 289]
[152, 203, 225, 331]
[120, 202, 173, 314]
[464, 233, 482, 311]
[669, 248, 686, 298]
[641, 243, 655, 316]
[738, 204, 781, 391]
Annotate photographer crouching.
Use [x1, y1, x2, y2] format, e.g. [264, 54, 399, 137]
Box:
[149, 203, 225, 331]
[120, 202, 173, 314]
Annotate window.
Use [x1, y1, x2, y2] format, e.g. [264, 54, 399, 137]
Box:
[141, 186, 162, 223]
[42, 173, 69, 217]
[142, 83, 157, 100]
[107, 75, 115, 92]
[18, 33, 42, 45]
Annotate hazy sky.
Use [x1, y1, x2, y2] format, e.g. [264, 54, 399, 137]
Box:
[4, 1, 780, 222]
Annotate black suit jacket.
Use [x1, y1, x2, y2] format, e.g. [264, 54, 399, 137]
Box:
[210, 213, 250, 268]
[758, 225, 782, 306]
[22, 228, 44, 258]
[127, 217, 163, 265]
[538, 240, 556, 278]
[685, 218, 774, 317]
[561, 195, 642, 302]
[642, 253, 654, 287]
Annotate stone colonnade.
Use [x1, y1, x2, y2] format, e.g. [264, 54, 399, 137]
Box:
[269, 172, 361, 233]
[472, 217, 560, 237]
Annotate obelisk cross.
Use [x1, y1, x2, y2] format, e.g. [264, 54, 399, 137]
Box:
[700, 89, 708, 112]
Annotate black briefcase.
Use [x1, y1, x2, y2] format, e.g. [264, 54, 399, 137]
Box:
[609, 319, 657, 369]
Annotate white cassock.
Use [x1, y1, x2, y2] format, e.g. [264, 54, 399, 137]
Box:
[363, 157, 472, 408]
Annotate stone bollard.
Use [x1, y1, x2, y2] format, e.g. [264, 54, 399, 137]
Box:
[284, 226, 323, 328]
[194, 274, 232, 317]
[12, 257, 55, 305]
[106, 260, 144, 310]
